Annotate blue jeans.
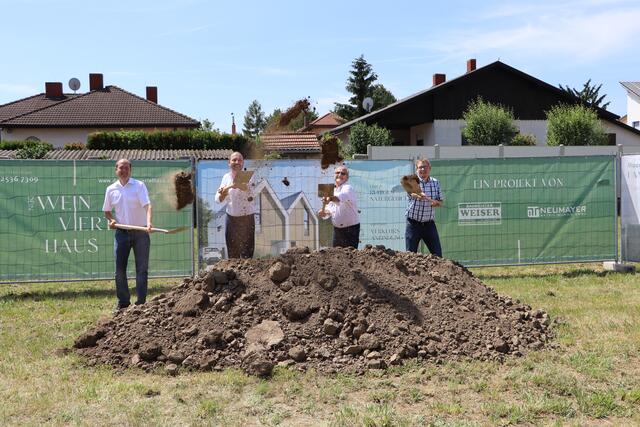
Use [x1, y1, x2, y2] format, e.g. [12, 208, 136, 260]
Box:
[114, 229, 150, 306]
[405, 218, 442, 257]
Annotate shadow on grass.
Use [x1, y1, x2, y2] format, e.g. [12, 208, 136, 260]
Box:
[0, 284, 175, 302]
[474, 268, 621, 281]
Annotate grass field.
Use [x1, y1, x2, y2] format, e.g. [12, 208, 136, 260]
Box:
[1, 263, 639, 426]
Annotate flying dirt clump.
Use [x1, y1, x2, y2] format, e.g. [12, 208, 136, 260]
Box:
[172, 171, 194, 210]
[319, 135, 343, 169]
[72, 246, 554, 377]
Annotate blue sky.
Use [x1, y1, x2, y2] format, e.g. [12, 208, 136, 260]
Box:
[1, 0, 639, 132]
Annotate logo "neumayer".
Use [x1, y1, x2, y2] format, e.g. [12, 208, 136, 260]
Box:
[527, 205, 586, 218]
[458, 203, 501, 225]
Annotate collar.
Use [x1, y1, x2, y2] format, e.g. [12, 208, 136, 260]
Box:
[418, 176, 431, 183]
[116, 177, 134, 187]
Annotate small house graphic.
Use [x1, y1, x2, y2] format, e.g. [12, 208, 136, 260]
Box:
[205, 178, 321, 259]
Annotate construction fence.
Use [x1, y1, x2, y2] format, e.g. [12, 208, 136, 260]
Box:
[1, 154, 634, 283]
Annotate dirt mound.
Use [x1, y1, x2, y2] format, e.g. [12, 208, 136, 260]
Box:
[173, 171, 194, 210]
[73, 247, 553, 377]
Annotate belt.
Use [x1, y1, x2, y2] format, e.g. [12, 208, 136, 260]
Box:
[407, 218, 433, 225]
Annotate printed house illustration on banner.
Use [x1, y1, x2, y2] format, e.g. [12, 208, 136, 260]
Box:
[206, 178, 320, 259]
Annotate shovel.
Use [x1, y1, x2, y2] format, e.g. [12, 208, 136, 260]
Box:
[114, 223, 188, 234]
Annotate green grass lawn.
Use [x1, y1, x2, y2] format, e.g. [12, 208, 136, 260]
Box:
[1, 264, 639, 426]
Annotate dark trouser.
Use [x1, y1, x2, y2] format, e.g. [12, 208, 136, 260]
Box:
[333, 223, 360, 249]
[114, 229, 150, 306]
[405, 218, 442, 257]
[226, 214, 255, 258]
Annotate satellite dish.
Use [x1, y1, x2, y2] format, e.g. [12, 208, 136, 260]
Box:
[362, 97, 374, 112]
[68, 78, 81, 92]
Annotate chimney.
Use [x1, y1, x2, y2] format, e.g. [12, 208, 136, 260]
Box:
[432, 73, 446, 86]
[231, 113, 236, 135]
[45, 82, 63, 98]
[467, 58, 476, 73]
[146, 86, 158, 103]
[89, 73, 104, 91]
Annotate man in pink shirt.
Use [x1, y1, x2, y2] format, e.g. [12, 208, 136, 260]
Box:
[319, 165, 360, 248]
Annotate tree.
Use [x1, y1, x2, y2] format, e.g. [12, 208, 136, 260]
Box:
[199, 118, 216, 131]
[347, 122, 393, 156]
[546, 104, 608, 146]
[462, 97, 518, 145]
[264, 106, 319, 132]
[371, 84, 396, 110]
[333, 55, 396, 121]
[242, 100, 266, 139]
[559, 79, 610, 110]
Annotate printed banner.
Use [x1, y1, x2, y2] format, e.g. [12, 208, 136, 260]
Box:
[195, 159, 409, 266]
[434, 156, 616, 265]
[0, 160, 193, 282]
[621, 155, 640, 262]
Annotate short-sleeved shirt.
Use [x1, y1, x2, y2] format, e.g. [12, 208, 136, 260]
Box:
[325, 183, 360, 228]
[215, 172, 256, 217]
[102, 178, 150, 226]
[405, 176, 443, 222]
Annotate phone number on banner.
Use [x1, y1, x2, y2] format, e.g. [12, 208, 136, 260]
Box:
[0, 175, 39, 184]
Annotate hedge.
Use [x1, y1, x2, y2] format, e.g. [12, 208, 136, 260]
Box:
[0, 140, 53, 150]
[87, 130, 251, 153]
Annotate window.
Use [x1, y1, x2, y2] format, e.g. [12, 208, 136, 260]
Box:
[633, 121, 640, 129]
[607, 133, 616, 146]
[416, 139, 424, 146]
[25, 136, 40, 142]
[255, 193, 262, 233]
[303, 208, 310, 236]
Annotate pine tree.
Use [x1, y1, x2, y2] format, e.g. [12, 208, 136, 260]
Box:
[333, 55, 396, 121]
[242, 100, 266, 138]
[559, 79, 610, 110]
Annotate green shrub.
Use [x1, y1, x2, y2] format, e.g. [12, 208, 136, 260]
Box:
[511, 133, 537, 146]
[15, 142, 53, 159]
[462, 97, 518, 145]
[0, 140, 52, 150]
[546, 104, 608, 146]
[64, 142, 86, 150]
[87, 130, 251, 154]
[348, 122, 393, 156]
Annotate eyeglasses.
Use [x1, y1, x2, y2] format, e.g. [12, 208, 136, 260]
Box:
[417, 165, 430, 170]
[335, 171, 348, 176]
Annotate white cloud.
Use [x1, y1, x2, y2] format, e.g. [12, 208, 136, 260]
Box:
[416, 4, 640, 64]
[426, 8, 640, 62]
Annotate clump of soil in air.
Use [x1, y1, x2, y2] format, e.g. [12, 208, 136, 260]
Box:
[319, 136, 343, 169]
[401, 174, 421, 194]
[173, 171, 194, 210]
[73, 246, 554, 377]
[278, 99, 311, 128]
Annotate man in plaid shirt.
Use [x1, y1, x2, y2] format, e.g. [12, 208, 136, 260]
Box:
[405, 158, 443, 256]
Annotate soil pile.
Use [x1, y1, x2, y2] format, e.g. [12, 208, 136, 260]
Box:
[73, 246, 553, 377]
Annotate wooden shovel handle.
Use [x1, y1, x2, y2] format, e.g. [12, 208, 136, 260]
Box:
[114, 224, 169, 233]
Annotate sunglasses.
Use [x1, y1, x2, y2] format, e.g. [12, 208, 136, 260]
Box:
[335, 171, 348, 176]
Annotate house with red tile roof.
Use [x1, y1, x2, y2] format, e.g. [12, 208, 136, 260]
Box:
[259, 132, 321, 158]
[0, 74, 199, 148]
[298, 112, 345, 135]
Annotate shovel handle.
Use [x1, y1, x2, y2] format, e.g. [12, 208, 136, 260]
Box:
[114, 224, 169, 233]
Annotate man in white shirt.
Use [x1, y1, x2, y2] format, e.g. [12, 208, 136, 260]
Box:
[215, 152, 256, 258]
[103, 159, 153, 311]
[319, 165, 360, 248]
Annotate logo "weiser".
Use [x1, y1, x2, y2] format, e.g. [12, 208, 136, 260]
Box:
[458, 203, 501, 225]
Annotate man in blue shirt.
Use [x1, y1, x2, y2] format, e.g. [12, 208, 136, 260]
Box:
[405, 158, 443, 256]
